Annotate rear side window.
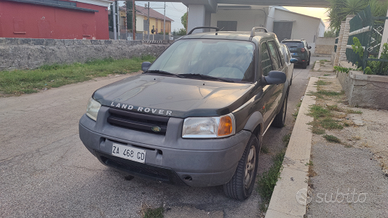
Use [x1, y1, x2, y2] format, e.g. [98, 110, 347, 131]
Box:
[282, 41, 304, 48]
[260, 43, 273, 76]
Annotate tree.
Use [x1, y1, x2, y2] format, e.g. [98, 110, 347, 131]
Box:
[324, 29, 337, 37]
[177, 28, 187, 36]
[181, 12, 188, 30]
[327, 0, 388, 32]
[126, 1, 135, 30]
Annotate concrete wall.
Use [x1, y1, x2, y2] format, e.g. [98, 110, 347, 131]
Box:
[0, 38, 170, 71]
[337, 61, 388, 109]
[315, 37, 335, 56]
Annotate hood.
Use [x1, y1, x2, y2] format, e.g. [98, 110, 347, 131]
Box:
[93, 74, 255, 118]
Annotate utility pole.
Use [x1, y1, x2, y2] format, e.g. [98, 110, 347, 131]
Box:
[163, 2, 166, 40]
[117, 0, 120, 40]
[113, 2, 117, 40]
[132, 0, 136, 40]
[125, 2, 128, 40]
[147, 2, 150, 40]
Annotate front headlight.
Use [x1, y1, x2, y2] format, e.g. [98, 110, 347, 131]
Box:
[182, 114, 235, 138]
[86, 98, 101, 121]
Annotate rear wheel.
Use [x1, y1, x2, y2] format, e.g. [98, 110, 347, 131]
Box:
[223, 135, 259, 200]
[272, 92, 288, 128]
[302, 62, 307, 69]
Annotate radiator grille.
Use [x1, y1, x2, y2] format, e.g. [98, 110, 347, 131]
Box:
[107, 108, 169, 135]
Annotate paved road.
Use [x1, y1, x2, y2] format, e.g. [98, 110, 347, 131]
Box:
[0, 59, 322, 218]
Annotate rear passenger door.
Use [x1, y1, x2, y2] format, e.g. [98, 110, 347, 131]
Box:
[260, 41, 285, 128]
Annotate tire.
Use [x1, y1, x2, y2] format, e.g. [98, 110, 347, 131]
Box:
[307, 56, 311, 66]
[302, 62, 307, 69]
[223, 135, 259, 200]
[272, 92, 288, 128]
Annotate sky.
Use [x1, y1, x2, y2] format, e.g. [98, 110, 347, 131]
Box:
[284, 6, 330, 29]
[133, 2, 330, 32]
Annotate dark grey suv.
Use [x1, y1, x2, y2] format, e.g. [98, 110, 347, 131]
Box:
[79, 27, 291, 200]
[282, 39, 311, 69]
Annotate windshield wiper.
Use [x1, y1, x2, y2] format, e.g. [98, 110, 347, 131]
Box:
[177, 74, 235, 82]
[145, 70, 178, 77]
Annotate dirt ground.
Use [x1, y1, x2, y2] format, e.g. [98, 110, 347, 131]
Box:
[306, 61, 388, 217]
[311, 72, 388, 175]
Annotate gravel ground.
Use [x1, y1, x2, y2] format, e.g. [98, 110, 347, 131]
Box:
[305, 62, 388, 217]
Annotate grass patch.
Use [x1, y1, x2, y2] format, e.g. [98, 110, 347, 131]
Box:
[320, 118, 343, 130]
[292, 101, 302, 120]
[316, 90, 342, 96]
[308, 105, 331, 119]
[347, 109, 362, 114]
[311, 126, 325, 135]
[323, 134, 341, 143]
[292, 111, 299, 120]
[323, 74, 331, 76]
[319, 59, 328, 64]
[257, 151, 285, 211]
[261, 146, 269, 154]
[315, 80, 331, 86]
[143, 206, 164, 218]
[326, 104, 342, 112]
[0, 56, 155, 96]
[282, 133, 291, 147]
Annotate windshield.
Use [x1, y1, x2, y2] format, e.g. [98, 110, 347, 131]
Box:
[148, 39, 255, 82]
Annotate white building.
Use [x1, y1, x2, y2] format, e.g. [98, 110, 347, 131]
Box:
[209, 5, 325, 53]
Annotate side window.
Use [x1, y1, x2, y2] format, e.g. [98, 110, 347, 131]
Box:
[283, 47, 289, 63]
[267, 41, 282, 69]
[260, 43, 273, 76]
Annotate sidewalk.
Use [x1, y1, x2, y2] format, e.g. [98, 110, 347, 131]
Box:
[266, 60, 388, 217]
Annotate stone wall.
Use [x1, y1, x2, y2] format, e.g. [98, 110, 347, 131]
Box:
[0, 38, 170, 71]
[314, 37, 335, 56]
[337, 61, 388, 109]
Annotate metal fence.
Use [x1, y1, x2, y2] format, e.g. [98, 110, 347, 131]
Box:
[346, 6, 388, 75]
[346, 6, 373, 68]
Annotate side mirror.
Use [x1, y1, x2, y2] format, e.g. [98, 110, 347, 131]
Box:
[141, 62, 152, 72]
[290, 58, 298, 64]
[308, 46, 312, 49]
[264, 71, 286, 85]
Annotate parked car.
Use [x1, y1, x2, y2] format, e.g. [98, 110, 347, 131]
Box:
[282, 39, 311, 69]
[280, 43, 298, 85]
[79, 27, 291, 200]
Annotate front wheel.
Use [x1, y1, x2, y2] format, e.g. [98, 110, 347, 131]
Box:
[272, 92, 288, 128]
[223, 135, 259, 200]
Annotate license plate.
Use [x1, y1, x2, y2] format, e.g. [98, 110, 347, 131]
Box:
[112, 143, 146, 163]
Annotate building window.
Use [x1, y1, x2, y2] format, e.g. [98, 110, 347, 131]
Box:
[217, 21, 237, 31]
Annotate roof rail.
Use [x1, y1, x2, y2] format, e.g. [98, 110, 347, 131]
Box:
[249, 27, 268, 40]
[188, 27, 220, 35]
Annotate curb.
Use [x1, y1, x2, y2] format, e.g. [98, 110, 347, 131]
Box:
[265, 77, 318, 218]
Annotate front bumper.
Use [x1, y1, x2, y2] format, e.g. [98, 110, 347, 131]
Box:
[78, 110, 251, 187]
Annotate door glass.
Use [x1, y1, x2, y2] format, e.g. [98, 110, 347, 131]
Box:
[267, 41, 282, 69]
[261, 43, 273, 76]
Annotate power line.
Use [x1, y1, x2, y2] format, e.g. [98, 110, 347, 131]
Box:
[169, 2, 186, 13]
